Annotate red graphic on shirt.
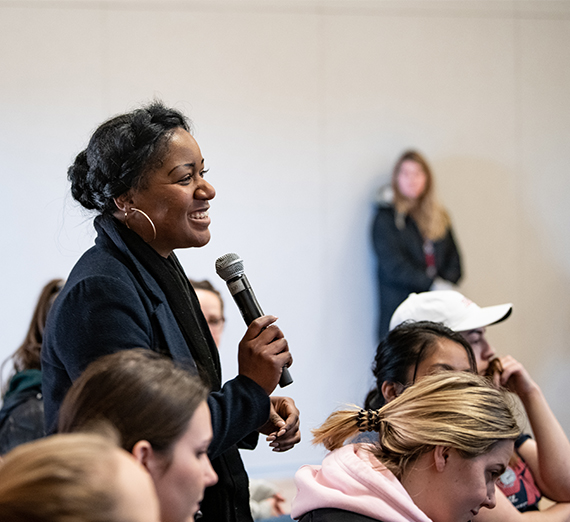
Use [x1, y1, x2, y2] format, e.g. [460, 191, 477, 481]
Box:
[497, 457, 541, 511]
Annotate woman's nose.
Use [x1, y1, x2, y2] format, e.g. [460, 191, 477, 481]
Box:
[196, 179, 216, 200]
[205, 459, 218, 487]
[481, 486, 496, 510]
[481, 340, 496, 361]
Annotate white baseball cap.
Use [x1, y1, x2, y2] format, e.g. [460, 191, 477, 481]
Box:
[389, 290, 513, 332]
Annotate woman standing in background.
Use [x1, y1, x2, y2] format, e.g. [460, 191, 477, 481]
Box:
[372, 150, 462, 338]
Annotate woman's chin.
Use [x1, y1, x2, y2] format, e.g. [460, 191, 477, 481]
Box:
[179, 231, 212, 250]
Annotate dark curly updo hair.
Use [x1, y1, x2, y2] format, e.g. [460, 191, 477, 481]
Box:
[68, 100, 191, 215]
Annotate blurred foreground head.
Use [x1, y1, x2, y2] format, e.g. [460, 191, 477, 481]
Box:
[0, 432, 159, 522]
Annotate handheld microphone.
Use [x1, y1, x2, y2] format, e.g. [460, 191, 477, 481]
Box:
[215, 253, 293, 388]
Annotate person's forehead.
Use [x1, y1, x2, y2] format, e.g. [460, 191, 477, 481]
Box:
[424, 338, 469, 362]
[461, 327, 486, 336]
[196, 289, 222, 308]
[412, 338, 472, 378]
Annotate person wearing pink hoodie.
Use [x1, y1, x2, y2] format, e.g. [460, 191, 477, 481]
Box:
[292, 372, 520, 522]
[390, 291, 570, 521]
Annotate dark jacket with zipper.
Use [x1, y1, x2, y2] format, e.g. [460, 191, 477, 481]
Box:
[371, 189, 462, 338]
[0, 369, 44, 455]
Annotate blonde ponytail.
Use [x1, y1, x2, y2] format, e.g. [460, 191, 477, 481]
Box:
[312, 372, 520, 478]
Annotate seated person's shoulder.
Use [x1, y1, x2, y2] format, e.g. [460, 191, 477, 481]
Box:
[299, 508, 383, 522]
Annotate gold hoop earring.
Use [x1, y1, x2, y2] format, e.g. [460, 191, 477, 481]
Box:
[125, 208, 157, 242]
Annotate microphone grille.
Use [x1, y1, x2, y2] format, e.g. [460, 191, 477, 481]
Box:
[215, 253, 245, 281]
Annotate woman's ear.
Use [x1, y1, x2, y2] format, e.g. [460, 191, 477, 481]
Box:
[381, 381, 405, 403]
[132, 440, 165, 479]
[113, 192, 134, 214]
[132, 440, 154, 470]
[433, 445, 451, 473]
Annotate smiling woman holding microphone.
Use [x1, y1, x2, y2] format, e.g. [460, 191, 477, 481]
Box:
[42, 101, 299, 522]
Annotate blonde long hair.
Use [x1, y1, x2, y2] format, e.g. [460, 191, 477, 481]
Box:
[312, 372, 520, 479]
[392, 150, 450, 241]
[0, 433, 126, 522]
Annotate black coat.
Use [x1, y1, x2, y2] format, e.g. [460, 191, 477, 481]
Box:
[299, 508, 382, 522]
[42, 216, 270, 522]
[0, 370, 44, 455]
[371, 204, 462, 338]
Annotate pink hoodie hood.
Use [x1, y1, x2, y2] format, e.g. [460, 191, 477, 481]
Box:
[291, 444, 432, 522]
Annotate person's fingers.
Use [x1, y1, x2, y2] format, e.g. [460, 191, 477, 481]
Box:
[242, 315, 278, 340]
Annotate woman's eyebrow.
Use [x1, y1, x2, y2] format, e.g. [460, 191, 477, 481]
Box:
[168, 159, 204, 176]
[429, 364, 455, 372]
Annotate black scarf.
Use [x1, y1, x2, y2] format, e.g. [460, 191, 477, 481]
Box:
[109, 217, 222, 390]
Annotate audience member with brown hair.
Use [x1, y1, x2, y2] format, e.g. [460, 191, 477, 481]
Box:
[58, 349, 218, 522]
[0, 278, 63, 454]
[189, 279, 226, 348]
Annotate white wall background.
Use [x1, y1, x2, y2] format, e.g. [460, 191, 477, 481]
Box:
[1, 0, 569, 478]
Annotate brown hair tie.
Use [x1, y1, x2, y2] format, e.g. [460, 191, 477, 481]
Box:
[357, 409, 382, 432]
